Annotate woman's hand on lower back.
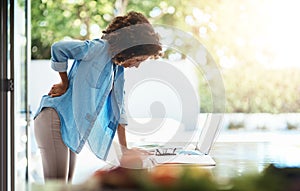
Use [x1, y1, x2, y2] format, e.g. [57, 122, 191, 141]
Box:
[48, 82, 68, 97]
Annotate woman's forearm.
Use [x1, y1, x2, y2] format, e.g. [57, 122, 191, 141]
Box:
[48, 72, 69, 97]
[117, 124, 128, 152]
[59, 72, 69, 87]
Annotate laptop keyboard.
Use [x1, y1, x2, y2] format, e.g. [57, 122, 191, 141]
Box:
[154, 148, 179, 156]
[151, 154, 206, 164]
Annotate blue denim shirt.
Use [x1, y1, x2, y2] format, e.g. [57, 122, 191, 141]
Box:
[34, 39, 127, 160]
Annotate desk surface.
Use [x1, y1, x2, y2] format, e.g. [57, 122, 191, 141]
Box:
[210, 141, 300, 180]
[31, 141, 300, 191]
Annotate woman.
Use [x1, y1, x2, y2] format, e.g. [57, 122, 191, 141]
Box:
[34, 11, 162, 182]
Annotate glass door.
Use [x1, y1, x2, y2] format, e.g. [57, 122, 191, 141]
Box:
[0, 0, 27, 191]
[14, 0, 29, 190]
[0, 0, 10, 190]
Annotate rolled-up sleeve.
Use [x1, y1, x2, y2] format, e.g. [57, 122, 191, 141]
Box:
[50, 40, 90, 72]
[119, 112, 128, 125]
[118, 91, 128, 125]
[51, 61, 68, 72]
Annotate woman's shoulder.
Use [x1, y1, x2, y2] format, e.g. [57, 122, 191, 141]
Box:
[90, 38, 108, 46]
[89, 38, 110, 52]
[83, 38, 111, 60]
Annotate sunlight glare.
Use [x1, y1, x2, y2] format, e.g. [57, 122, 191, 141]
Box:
[267, 0, 300, 68]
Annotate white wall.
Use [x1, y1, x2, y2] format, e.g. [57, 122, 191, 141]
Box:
[29, 59, 201, 129]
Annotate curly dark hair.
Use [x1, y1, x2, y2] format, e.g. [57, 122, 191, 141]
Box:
[101, 11, 162, 63]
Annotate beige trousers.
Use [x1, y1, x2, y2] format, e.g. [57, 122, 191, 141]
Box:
[34, 107, 76, 183]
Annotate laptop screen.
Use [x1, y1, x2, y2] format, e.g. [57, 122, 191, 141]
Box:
[196, 113, 224, 154]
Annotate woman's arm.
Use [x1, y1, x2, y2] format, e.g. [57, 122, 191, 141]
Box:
[118, 124, 150, 169]
[117, 124, 128, 153]
[50, 40, 90, 72]
[117, 90, 128, 150]
[48, 72, 69, 97]
[48, 40, 90, 97]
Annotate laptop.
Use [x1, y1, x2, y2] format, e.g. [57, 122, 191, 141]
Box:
[143, 113, 224, 166]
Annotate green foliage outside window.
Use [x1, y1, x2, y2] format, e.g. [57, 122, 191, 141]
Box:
[31, 0, 115, 59]
[31, 0, 300, 113]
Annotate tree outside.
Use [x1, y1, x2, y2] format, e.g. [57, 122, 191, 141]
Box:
[31, 0, 300, 113]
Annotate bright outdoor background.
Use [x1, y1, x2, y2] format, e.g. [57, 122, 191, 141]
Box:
[26, 0, 300, 185]
[31, 0, 300, 129]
